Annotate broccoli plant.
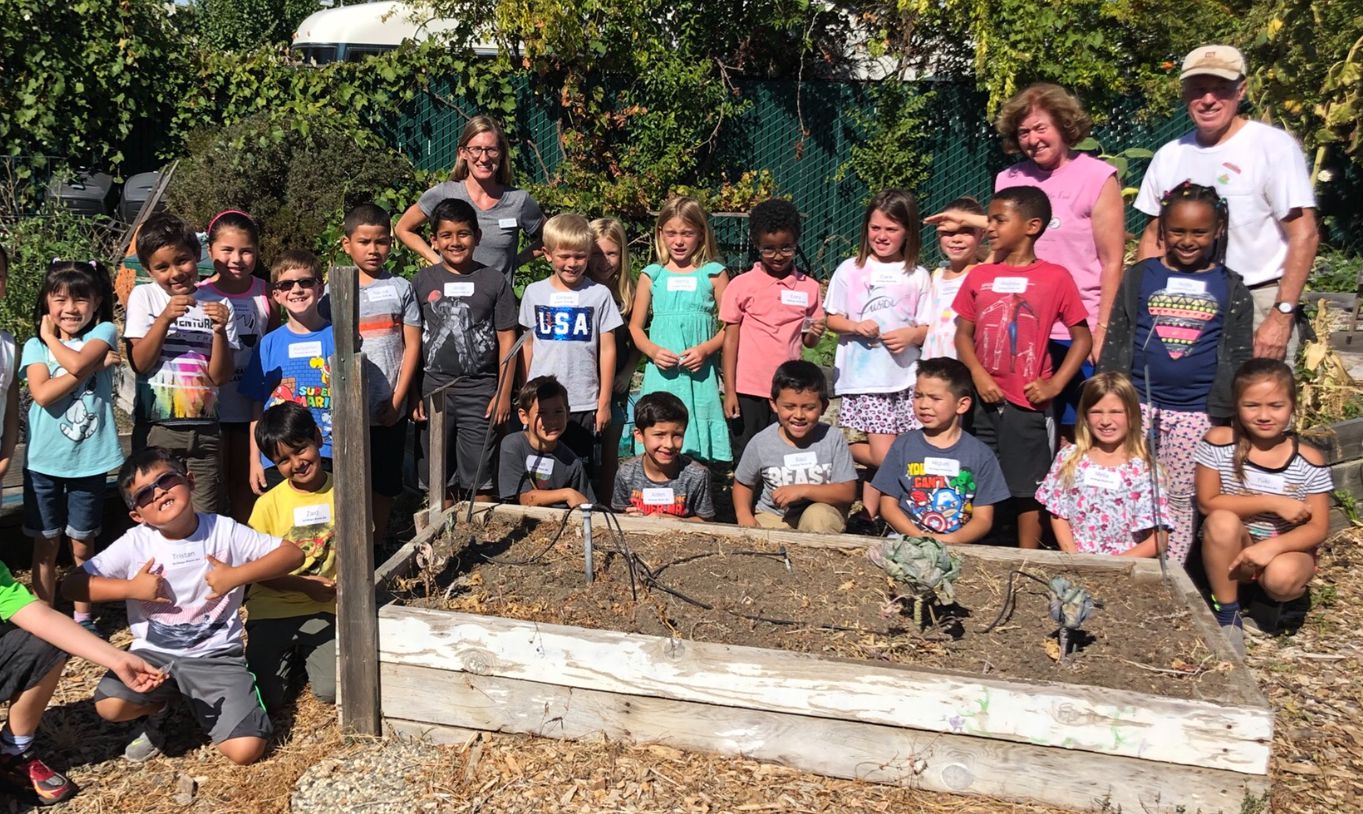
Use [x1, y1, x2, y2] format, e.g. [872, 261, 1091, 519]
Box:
[867, 536, 962, 629]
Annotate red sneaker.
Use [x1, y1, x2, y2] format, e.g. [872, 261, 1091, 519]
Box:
[0, 749, 77, 806]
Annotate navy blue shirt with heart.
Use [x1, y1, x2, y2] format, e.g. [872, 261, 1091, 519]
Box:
[1130, 259, 1228, 412]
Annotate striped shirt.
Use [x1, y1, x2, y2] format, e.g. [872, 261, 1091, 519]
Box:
[1194, 437, 1333, 539]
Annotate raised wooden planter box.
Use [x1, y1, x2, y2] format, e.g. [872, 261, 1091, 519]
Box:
[1307, 417, 1363, 533]
[372, 504, 1271, 812]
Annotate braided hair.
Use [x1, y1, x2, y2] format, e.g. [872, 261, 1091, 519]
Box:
[1158, 180, 1230, 265]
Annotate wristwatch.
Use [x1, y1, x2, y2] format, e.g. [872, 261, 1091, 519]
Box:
[1273, 301, 1298, 315]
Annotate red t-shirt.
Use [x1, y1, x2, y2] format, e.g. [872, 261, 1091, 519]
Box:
[952, 260, 1087, 410]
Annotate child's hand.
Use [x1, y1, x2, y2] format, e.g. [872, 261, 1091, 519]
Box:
[411, 398, 427, 423]
[880, 326, 918, 354]
[652, 346, 681, 369]
[972, 371, 1004, 404]
[129, 559, 171, 604]
[111, 651, 170, 694]
[565, 490, 591, 509]
[1024, 377, 1060, 405]
[39, 315, 56, 343]
[804, 317, 828, 340]
[249, 460, 269, 495]
[737, 515, 759, 528]
[723, 391, 740, 420]
[486, 393, 511, 426]
[103, 348, 122, 370]
[298, 575, 337, 603]
[771, 484, 806, 508]
[159, 294, 196, 323]
[203, 554, 238, 600]
[624, 506, 644, 516]
[678, 345, 709, 373]
[854, 320, 880, 339]
[1270, 497, 1311, 524]
[202, 301, 230, 333]
[1229, 540, 1281, 578]
[594, 409, 610, 434]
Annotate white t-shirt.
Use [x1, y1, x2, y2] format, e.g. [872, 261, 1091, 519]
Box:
[1135, 120, 1315, 287]
[123, 283, 239, 424]
[84, 513, 281, 657]
[916, 267, 969, 360]
[823, 257, 929, 395]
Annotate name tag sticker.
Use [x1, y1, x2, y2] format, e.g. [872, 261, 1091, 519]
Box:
[288, 341, 323, 359]
[443, 282, 475, 297]
[992, 277, 1028, 294]
[293, 504, 333, 526]
[498, 218, 518, 229]
[1165, 277, 1207, 295]
[780, 289, 810, 308]
[1082, 467, 1123, 490]
[784, 451, 818, 468]
[871, 269, 903, 287]
[666, 276, 698, 292]
[642, 487, 675, 506]
[364, 286, 398, 302]
[526, 456, 554, 479]
[549, 291, 580, 307]
[923, 457, 961, 477]
[1243, 470, 1286, 494]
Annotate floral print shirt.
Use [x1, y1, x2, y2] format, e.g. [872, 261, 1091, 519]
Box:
[1035, 446, 1171, 556]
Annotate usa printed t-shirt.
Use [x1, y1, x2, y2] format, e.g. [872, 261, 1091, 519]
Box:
[611, 456, 715, 519]
[1129, 259, 1228, 412]
[734, 423, 857, 518]
[497, 431, 596, 505]
[196, 278, 271, 423]
[414, 263, 517, 386]
[124, 283, 240, 425]
[240, 324, 335, 465]
[871, 429, 1008, 535]
[21, 321, 125, 478]
[245, 474, 336, 620]
[519, 278, 623, 413]
[951, 261, 1087, 410]
[83, 514, 281, 657]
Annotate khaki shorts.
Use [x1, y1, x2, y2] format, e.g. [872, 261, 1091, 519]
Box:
[755, 503, 846, 534]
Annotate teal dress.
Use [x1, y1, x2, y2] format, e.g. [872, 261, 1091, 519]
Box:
[637, 262, 732, 463]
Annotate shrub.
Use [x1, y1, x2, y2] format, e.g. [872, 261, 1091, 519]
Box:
[0, 205, 122, 344]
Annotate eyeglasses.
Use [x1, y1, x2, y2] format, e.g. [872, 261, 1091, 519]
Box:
[758, 246, 797, 259]
[129, 471, 187, 509]
[274, 278, 319, 292]
[462, 146, 502, 159]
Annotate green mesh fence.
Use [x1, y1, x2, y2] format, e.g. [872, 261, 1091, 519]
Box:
[387, 76, 1358, 278]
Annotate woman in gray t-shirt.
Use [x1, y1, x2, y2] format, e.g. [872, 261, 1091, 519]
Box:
[395, 115, 546, 284]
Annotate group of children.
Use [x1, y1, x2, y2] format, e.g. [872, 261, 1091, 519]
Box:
[0, 173, 1332, 803]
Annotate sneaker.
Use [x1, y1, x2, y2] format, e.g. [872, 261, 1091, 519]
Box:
[76, 618, 105, 640]
[0, 748, 78, 805]
[123, 711, 167, 763]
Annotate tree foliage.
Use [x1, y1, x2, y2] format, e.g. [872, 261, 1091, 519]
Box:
[191, 0, 321, 51]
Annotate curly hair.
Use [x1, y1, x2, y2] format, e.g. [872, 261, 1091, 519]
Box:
[749, 198, 801, 241]
[995, 83, 1093, 157]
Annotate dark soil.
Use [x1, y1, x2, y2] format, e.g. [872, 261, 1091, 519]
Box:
[391, 515, 1242, 701]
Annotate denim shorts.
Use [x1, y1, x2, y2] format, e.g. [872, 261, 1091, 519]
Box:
[23, 470, 107, 540]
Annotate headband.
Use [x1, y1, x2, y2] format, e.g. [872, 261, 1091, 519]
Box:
[51, 257, 98, 270]
[206, 209, 254, 234]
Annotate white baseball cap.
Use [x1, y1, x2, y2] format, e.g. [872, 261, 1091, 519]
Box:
[1180, 45, 1246, 81]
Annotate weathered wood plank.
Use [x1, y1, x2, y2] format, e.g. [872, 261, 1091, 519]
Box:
[330, 265, 380, 736]
[381, 662, 1266, 813]
[1302, 417, 1363, 465]
[384, 717, 481, 746]
[374, 505, 457, 587]
[427, 391, 447, 529]
[378, 604, 1270, 773]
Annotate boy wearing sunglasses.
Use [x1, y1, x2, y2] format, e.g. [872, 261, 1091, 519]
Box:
[240, 251, 336, 493]
[62, 447, 305, 765]
[124, 213, 239, 513]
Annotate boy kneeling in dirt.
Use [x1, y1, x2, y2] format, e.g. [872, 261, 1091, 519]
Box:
[612, 392, 715, 520]
[499, 376, 596, 509]
[733, 361, 857, 533]
[62, 448, 304, 765]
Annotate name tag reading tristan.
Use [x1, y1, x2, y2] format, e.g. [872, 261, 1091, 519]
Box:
[1165, 277, 1207, 295]
[526, 456, 555, 479]
[549, 291, 580, 307]
[288, 341, 324, 359]
[293, 504, 333, 526]
[1082, 467, 1122, 490]
[642, 487, 675, 506]
[780, 289, 810, 308]
[784, 451, 818, 468]
[498, 218, 518, 229]
[364, 286, 399, 302]
[923, 457, 961, 477]
[991, 277, 1028, 294]
[444, 282, 475, 298]
[666, 276, 698, 292]
[870, 269, 903, 287]
[1242, 470, 1286, 494]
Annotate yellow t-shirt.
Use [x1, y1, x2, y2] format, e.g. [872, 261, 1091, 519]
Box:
[244, 474, 337, 620]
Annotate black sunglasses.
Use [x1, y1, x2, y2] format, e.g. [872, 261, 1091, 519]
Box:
[128, 471, 187, 509]
[274, 278, 319, 292]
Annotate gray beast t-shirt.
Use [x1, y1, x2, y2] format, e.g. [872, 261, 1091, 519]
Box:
[519, 279, 623, 413]
[734, 423, 857, 518]
[611, 456, 715, 519]
[871, 430, 1009, 536]
[417, 182, 546, 283]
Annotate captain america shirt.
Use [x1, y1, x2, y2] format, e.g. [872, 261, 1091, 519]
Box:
[871, 429, 1009, 535]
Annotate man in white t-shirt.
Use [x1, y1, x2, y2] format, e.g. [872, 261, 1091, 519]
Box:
[1135, 45, 1319, 362]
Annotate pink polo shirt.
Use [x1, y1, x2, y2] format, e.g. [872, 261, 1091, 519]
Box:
[719, 263, 825, 398]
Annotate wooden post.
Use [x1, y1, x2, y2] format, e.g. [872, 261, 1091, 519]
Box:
[427, 385, 446, 528]
[329, 265, 381, 735]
